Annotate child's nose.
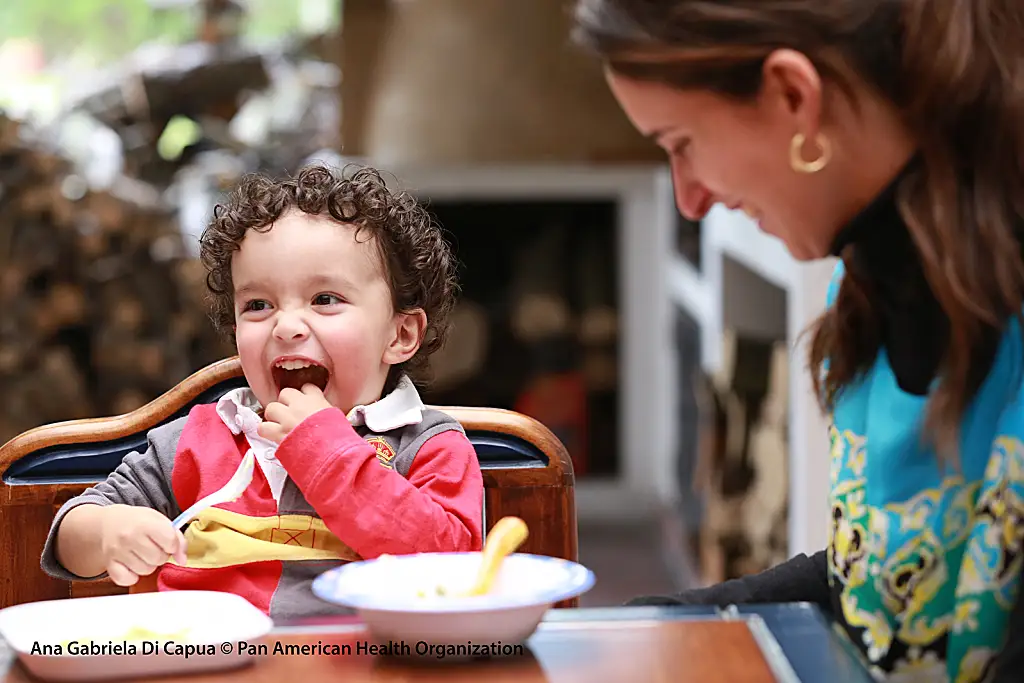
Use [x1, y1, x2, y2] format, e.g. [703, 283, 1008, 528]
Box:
[272, 311, 310, 341]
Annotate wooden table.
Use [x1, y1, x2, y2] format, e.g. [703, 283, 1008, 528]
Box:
[0, 605, 873, 682]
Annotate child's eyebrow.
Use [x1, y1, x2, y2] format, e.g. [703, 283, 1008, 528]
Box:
[233, 282, 266, 298]
[233, 275, 356, 298]
[230, 280, 266, 299]
[306, 274, 354, 290]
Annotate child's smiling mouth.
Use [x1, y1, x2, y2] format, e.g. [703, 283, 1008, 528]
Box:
[271, 357, 330, 393]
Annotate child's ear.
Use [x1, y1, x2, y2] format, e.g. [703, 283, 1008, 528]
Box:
[384, 309, 427, 364]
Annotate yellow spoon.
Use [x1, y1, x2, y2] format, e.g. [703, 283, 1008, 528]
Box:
[462, 516, 529, 597]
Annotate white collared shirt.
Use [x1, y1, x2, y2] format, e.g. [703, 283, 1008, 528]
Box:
[214, 375, 425, 504]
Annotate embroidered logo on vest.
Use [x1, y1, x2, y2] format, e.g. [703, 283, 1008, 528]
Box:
[367, 437, 396, 469]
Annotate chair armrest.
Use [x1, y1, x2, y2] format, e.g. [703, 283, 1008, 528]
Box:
[0, 358, 246, 482]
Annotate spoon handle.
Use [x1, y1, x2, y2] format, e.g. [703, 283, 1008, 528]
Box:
[171, 495, 216, 530]
[170, 451, 256, 530]
[466, 516, 528, 596]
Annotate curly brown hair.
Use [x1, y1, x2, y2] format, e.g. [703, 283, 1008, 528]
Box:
[199, 163, 459, 389]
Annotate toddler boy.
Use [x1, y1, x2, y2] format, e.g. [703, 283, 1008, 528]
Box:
[41, 164, 484, 619]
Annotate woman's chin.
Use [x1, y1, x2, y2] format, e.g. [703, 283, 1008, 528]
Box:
[783, 240, 832, 262]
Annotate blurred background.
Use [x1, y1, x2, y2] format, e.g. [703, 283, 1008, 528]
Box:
[0, 0, 835, 606]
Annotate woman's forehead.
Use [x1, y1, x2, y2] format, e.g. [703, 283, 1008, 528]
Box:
[607, 71, 759, 138]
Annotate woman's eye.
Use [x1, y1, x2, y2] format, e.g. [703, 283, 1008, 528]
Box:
[244, 300, 270, 312]
[313, 293, 342, 306]
[671, 138, 691, 157]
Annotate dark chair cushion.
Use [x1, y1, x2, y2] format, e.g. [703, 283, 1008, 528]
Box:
[5, 380, 546, 484]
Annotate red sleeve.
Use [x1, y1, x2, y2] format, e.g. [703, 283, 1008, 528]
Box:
[272, 407, 484, 558]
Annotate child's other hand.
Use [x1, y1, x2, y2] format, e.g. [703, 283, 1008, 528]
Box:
[98, 504, 187, 586]
[258, 384, 333, 443]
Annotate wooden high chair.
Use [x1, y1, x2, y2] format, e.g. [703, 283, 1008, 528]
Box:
[0, 357, 578, 610]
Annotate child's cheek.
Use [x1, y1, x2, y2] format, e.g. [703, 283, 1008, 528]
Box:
[234, 324, 270, 396]
[234, 323, 260, 360]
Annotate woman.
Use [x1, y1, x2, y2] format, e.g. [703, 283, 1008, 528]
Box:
[572, 1, 1024, 681]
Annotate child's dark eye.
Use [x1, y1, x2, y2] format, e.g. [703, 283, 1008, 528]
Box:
[243, 300, 270, 312]
[313, 293, 343, 306]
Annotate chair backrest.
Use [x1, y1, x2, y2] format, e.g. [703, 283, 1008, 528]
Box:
[0, 358, 578, 609]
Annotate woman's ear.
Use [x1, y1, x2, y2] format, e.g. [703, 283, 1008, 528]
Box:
[384, 309, 428, 365]
[761, 48, 824, 136]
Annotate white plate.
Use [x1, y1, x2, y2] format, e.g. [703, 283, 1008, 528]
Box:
[312, 552, 595, 652]
[0, 590, 273, 682]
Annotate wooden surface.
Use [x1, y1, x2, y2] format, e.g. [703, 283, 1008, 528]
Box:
[0, 357, 578, 610]
[0, 619, 781, 683]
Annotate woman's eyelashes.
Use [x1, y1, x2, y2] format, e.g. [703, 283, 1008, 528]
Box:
[671, 137, 692, 158]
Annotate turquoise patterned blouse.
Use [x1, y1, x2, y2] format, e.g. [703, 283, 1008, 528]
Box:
[826, 261, 1024, 681]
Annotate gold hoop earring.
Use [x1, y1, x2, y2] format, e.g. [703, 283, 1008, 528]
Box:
[790, 133, 831, 174]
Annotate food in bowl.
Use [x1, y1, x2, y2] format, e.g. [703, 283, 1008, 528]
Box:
[312, 552, 595, 651]
[60, 625, 192, 649]
[393, 516, 532, 602]
[119, 625, 190, 641]
[416, 584, 449, 598]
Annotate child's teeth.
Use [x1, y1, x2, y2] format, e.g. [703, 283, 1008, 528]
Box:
[277, 360, 314, 370]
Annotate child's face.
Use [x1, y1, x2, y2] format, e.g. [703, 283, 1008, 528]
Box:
[230, 210, 422, 413]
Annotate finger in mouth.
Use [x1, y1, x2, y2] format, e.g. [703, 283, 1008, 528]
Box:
[272, 364, 329, 392]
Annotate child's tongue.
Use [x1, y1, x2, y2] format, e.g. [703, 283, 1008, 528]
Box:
[273, 365, 329, 392]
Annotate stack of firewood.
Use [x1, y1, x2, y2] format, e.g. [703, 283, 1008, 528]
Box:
[0, 113, 233, 446]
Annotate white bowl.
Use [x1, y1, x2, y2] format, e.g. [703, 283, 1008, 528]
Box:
[0, 591, 273, 682]
[311, 552, 594, 653]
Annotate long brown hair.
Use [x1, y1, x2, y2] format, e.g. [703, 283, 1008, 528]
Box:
[573, 0, 1024, 460]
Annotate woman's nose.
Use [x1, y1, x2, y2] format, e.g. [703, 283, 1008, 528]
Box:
[272, 311, 310, 341]
[671, 159, 714, 221]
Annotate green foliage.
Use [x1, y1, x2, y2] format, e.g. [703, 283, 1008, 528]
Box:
[0, 0, 188, 64]
[0, 0, 329, 66]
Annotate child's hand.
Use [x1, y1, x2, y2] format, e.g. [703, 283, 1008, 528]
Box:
[98, 504, 188, 586]
[258, 384, 333, 443]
